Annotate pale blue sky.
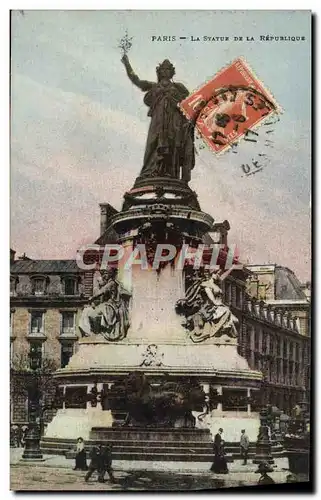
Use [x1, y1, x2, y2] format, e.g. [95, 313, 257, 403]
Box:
[10, 10, 311, 279]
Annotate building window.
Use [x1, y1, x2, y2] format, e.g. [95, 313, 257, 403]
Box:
[236, 287, 241, 308]
[10, 310, 14, 336]
[225, 282, 232, 305]
[30, 311, 44, 334]
[254, 331, 260, 351]
[283, 340, 288, 359]
[60, 342, 74, 368]
[31, 276, 48, 296]
[265, 359, 271, 381]
[258, 284, 267, 300]
[248, 280, 259, 298]
[29, 341, 43, 369]
[10, 340, 14, 363]
[61, 312, 75, 334]
[289, 361, 293, 385]
[246, 326, 252, 349]
[283, 361, 288, 384]
[270, 336, 275, 356]
[10, 277, 18, 296]
[262, 333, 267, 354]
[231, 285, 236, 307]
[276, 359, 281, 382]
[63, 277, 78, 296]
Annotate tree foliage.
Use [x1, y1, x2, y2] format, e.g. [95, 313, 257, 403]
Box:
[10, 353, 59, 412]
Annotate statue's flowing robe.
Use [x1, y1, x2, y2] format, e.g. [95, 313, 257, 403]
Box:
[140, 82, 195, 181]
[179, 275, 238, 341]
[79, 279, 131, 341]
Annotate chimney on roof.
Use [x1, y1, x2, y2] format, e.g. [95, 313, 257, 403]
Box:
[99, 203, 119, 236]
[10, 249, 16, 264]
[210, 219, 230, 246]
[18, 252, 31, 261]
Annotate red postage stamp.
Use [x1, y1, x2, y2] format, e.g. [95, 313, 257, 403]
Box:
[179, 57, 282, 155]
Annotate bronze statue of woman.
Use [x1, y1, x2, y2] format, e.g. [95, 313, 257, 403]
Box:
[121, 55, 195, 182]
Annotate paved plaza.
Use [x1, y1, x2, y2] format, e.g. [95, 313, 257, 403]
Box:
[10, 448, 295, 491]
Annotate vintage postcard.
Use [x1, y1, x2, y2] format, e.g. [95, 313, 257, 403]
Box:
[10, 9, 311, 492]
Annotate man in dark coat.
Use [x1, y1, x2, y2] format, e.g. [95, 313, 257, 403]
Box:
[98, 444, 115, 483]
[84, 445, 101, 482]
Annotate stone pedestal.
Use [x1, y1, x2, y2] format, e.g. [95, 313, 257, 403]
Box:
[45, 409, 114, 441]
[129, 265, 186, 343]
[43, 176, 263, 458]
[44, 340, 262, 445]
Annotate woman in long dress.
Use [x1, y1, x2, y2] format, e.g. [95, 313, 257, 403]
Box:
[73, 437, 88, 471]
[210, 428, 229, 474]
[121, 54, 195, 182]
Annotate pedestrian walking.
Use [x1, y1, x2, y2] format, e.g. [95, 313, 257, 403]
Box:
[240, 429, 249, 465]
[21, 425, 28, 447]
[255, 462, 275, 485]
[73, 437, 88, 471]
[98, 444, 115, 483]
[210, 428, 228, 474]
[84, 445, 101, 482]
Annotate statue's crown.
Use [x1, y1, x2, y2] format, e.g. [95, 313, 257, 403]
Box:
[156, 59, 175, 75]
[159, 59, 173, 68]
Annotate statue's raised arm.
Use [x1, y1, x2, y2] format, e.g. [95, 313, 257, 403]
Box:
[121, 54, 154, 92]
[121, 55, 195, 181]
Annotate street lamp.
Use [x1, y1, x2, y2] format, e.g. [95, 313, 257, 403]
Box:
[21, 348, 44, 461]
[253, 355, 274, 465]
[253, 407, 274, 465]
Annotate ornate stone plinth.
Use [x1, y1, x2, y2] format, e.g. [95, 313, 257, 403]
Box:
[43, 337, 262, 446]
[123, 177, 201, 212]
[57, 342, 259, 376]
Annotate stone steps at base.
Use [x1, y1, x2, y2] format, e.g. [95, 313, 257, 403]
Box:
[90, 433, 211, 442]
[40, 445, 283, 463]
[42, 439, 213, 450]
[45, 443, 213, 455]
[42, 443, 283, 457]
[41, 426, 284, 462]
[40, 448, 234, 463]
[41, 438, 283, 451]
[40, 444, 284, 462]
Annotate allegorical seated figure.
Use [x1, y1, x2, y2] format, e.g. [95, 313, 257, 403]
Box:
[176, 268, 238, 343]
[79, 268, 131, 342]
[121, 54, 195, 182]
